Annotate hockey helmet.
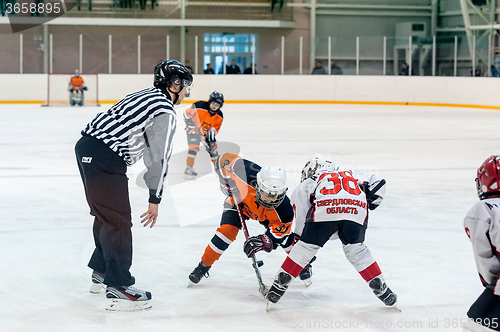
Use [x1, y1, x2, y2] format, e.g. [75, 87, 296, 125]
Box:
[300, 154, 336, 182]
[208, 91, 224, 111]
[256, 165, 288, 208]
[154, 60, 193, 103]
[476, 155, 500, 199]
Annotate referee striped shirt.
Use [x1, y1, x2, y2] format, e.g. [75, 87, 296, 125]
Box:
[82, 87, 176, 204]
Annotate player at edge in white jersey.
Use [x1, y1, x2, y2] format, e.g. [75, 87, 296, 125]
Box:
[463, 155, 500, 332]
[265, 154, 398, 310]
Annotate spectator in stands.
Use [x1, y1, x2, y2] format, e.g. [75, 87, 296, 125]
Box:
[185, 60, 194, 74]
[311, 60, 326, 75]
[330, 60, 343, 75]
[243, 63, 258, 74]
[399, 62, 410, 76]
[226, 59, 241, 74]
[472, 66, 482, 77]
[204, 63, 215, 75]
[271, 0, 284, 12]
[490, 65, 499, 77]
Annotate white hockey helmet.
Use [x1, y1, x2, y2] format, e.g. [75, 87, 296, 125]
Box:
[256, 165, 288, 208]
[300, 154, 336, 182]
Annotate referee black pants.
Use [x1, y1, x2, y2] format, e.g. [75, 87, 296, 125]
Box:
[75, 135, 135, 287]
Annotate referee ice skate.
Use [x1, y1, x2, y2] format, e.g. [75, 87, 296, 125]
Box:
[75, 60, 193, 311]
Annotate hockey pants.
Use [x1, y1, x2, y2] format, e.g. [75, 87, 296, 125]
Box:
[467, 286, 500, 331]
[281, 220, 382, 282]
[75, 134, 135, 287]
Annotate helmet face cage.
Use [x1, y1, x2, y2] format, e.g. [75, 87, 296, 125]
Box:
[476, 155, 500, 199]
[208, 91, 224, 113]
[256, 166, 287, 208]
[154, 60, 193, 96]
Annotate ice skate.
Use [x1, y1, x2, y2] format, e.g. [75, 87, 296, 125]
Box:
[188, 261, 210, 285]
[105, 285, 152, 311]
[369, 277, 397, 307]
[90, 270, 105, 294]
[265, 272, 292, 310]
[299, 265, 313, 287]
[184, 166, 198, 180]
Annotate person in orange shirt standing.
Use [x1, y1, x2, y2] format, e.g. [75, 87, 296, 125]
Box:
[68, 69, 87, 106]
[183, 91, 224, 179]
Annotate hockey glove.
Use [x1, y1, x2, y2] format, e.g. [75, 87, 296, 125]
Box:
[360, 181, 382, 210]
[205, 127, 216, 143]
[243, 233, 273, 258]
[359, 181, 370, 194]
[204, 128, 218, 158]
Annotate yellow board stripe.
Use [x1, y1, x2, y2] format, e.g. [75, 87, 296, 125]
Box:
[2, 99, 500, 110]
[0, 100, 46, 104]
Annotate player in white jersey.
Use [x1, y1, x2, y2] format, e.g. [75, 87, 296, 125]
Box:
[265, 154, 397, 309]
[463, 155, 500, 332]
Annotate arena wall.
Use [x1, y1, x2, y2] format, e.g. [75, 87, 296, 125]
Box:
[1, 74, 499, 109]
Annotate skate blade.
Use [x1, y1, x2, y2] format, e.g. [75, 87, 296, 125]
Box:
[266, 301, 273, 312]
[391, 304, 402, 312]
[302, 278, 312, 288]
[90, 283, 105, 294]
[183, 175, 197, 180]
[187, 280, 197, 288]
[105, 298, 152, 312]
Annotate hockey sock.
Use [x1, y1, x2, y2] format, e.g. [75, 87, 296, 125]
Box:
[281, 241, 320, 278]
[186, 150, 198, 167]
[201, 224, 239, 267]
[343, 243, 382, 281]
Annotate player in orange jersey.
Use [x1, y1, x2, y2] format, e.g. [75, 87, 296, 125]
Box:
[68, 69, 87, 106]
[183, 91, 224, 179]
[188, 153, 308, 286]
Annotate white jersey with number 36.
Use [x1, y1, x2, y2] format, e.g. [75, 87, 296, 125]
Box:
[292, 169, 385, 236]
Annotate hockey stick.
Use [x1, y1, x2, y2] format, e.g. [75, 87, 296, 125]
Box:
[232, 192, 269, 297]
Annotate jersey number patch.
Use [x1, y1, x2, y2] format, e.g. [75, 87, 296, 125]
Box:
[318, 171, 361, 196]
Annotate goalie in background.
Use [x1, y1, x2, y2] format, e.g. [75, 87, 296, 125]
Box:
[188, 152, 309, 286]
[68, 69, 87, 106]
[266, 154, 397, 309]
[183, 91, 224, 179]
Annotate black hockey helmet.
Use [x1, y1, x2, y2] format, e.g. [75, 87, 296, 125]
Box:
[154, 60, 193, 103]
[208, 91, 224, 113]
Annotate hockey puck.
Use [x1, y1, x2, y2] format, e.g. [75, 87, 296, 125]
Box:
[257, 260, 264, 267]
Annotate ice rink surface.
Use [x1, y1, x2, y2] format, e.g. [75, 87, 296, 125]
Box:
[1, 102, 499, 332]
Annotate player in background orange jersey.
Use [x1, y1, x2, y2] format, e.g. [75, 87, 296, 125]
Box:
[68, 69, 87, 106]
[188, 153, 310, 286]
[183, 91, 224, 179]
